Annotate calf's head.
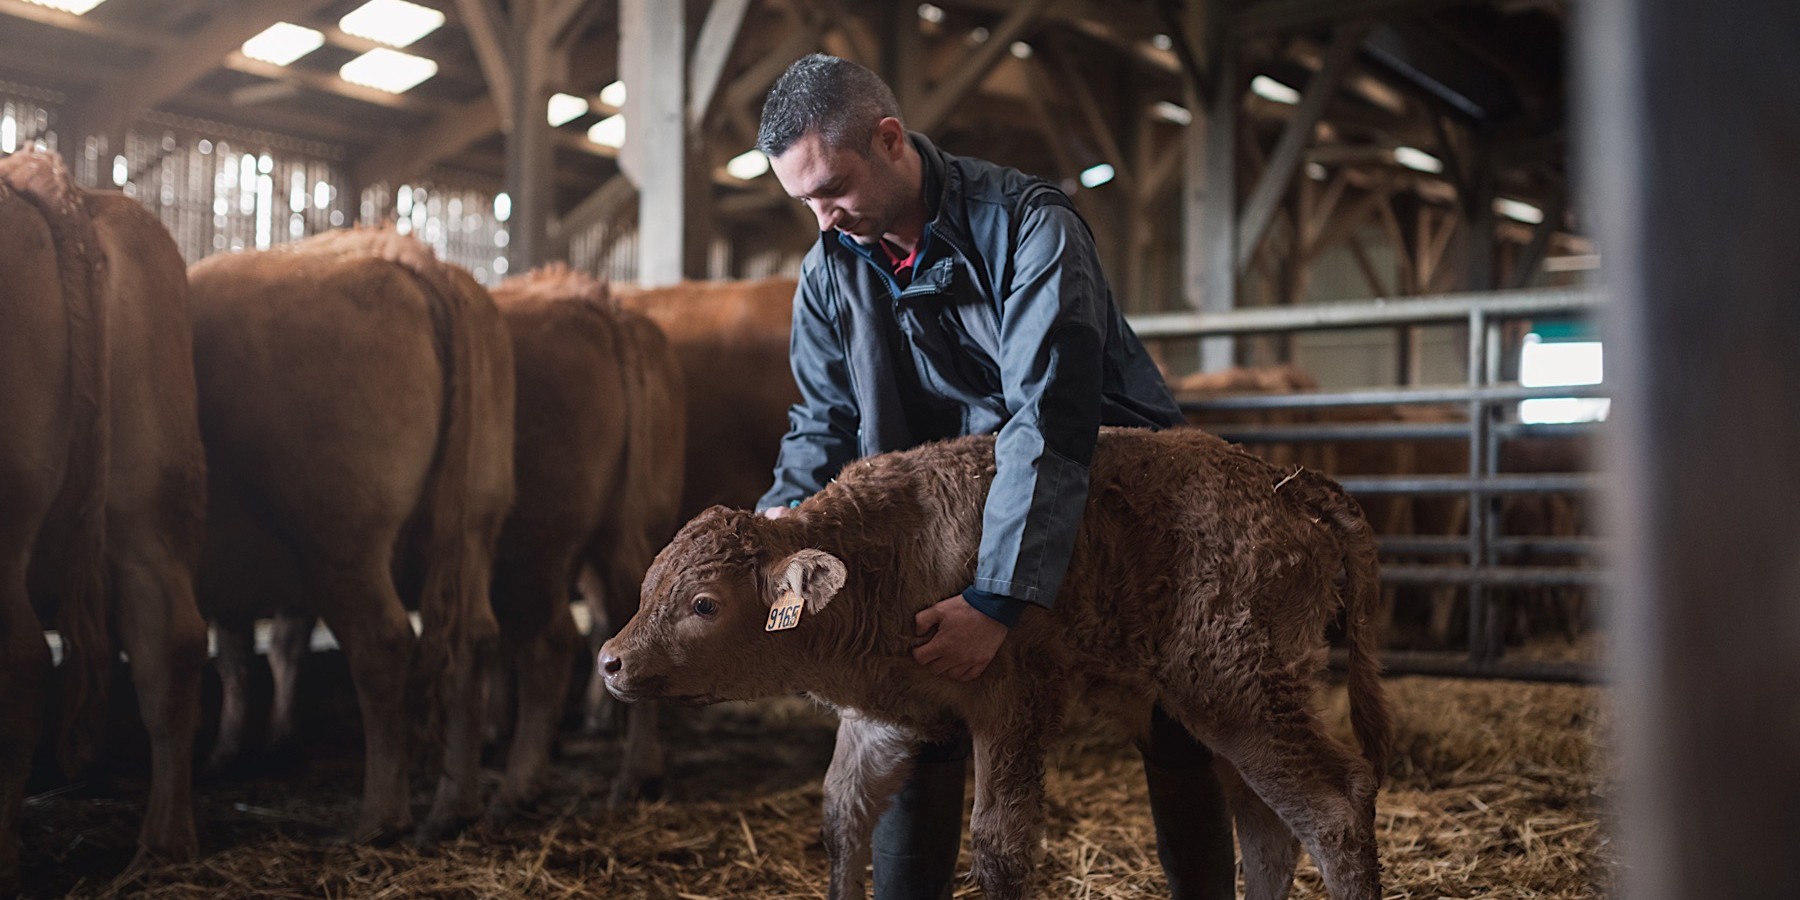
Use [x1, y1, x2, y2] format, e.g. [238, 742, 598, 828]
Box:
[599, 506, 845, 705]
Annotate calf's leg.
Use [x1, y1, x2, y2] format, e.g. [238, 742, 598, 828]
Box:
[1165, 671, 1380, 900]
[266, 610, 315, 750]
[822, 713, 922, 900]
[205, 616, 254, 772]
[968, 714, 1058, 900]
[1218, 763, 1301, 900]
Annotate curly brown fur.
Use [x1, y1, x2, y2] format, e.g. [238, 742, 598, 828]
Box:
[606, 428, 1391, 899]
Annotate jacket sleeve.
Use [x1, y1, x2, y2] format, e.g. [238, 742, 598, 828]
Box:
[758, 266, 861, 511]
[973, 200, 1107, 608]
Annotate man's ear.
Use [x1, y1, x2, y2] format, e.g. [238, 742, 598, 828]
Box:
[773, 549, 847, 614]
[874, 116, 907, 160]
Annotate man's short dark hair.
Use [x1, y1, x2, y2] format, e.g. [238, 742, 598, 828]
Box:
[757, 54, 904, 158]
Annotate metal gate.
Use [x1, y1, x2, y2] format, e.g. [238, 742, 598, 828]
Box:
[1129, 288, 1605, 682]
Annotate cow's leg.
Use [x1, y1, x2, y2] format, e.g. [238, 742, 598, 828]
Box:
[577, 563, 619, 735]
[1166, 673, 1380, 900]
[0, 554, 51, 894]
[1218, 762, 1300, 900]
[591, 535, 664, 805]
[110, 543, 207, 867]
[308, 559, 416, 843]
[205, 615, 255, 773]
[487, 548, 581, 825]
[266, 610, 316, 750]
[419, 541, 502, 844]
[968, 714, 1056, 900]
[822, 713, 921, 900]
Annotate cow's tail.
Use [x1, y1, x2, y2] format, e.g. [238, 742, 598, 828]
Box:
[1302, 469, 1394, 785]
[617, 308, 686, 549]
[0, 152, 112, 775]
[394, 253, 485, 730]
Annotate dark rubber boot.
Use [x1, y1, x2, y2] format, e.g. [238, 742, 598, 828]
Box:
[872, 741, 967, 900]
[1143, 708, 1238, 900]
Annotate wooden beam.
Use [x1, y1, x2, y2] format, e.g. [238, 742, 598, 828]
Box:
[1346, 231, 1391, 296]
[1019, 65, 1079, 178]
[911, 0, 1054, 133]
[1140, 134, 1184, 201]
[621, 0, 688, 285]
[69, 0, 338, 143]
[1302, 168, 1350, 247]
[688, 0, 753, 130]
[455, 0, 515, 123]
[0, 0, 168, 49]
[506, 0, 554, 270]
[223, 53, 445, 115]
[1374, 190, 1416, 292]
[552, 172, 635, 247]
[1037, 41, 1132, 185]
[1505, 191, 1564, 290]
[936, 0, 1161, 37]
[1306, 176, 1393, 261]
[721, 11, 820, 128]
[1235, 19, 1369, 274]
[1235, 0, 1483, 34]
[356, 95, 501, 186]
[542, 0, 597, 48]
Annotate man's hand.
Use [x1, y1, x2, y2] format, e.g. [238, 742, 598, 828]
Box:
[761, 505, 790, 520]
[912, 594, 1008, 681]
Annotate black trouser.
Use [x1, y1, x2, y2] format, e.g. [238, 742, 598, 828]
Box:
[870, 707, 1236, 899]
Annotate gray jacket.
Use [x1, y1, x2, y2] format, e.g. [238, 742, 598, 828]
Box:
[758, 133, 1182, 608]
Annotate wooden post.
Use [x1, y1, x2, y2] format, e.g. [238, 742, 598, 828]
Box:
[1582, 1, 1800, 897]
[505, 0, 552, 273]
[1181, 0, 1237, 371]
[621, 0, 687, 287]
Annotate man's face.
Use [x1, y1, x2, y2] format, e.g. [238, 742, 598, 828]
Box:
[770, 123, 909, 245]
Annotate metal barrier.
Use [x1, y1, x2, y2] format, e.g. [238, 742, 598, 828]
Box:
[1129, 287, 1605, 683]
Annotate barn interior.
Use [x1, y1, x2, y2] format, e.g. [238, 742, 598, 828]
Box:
[5, 0, 1784, 898]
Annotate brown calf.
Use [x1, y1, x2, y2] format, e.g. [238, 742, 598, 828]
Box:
[602, 427, 1392, 900]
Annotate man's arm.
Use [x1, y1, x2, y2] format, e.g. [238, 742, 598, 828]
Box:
[757, 267, 861, 512]
[973, 198, 1108, 609]
[912, 197, 1107, 681]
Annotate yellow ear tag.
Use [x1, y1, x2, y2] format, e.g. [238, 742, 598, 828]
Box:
[766, 589, 804, 632]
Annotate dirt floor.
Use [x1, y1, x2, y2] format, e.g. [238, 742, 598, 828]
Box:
[16, 646, 1611, 899]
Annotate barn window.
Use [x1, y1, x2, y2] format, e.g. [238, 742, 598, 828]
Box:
[1518, 326, 1608, 424]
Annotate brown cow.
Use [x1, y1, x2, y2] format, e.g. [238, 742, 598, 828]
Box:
[617, 278, 799, 516]
[601, 428, 1391, 900]
[0, 152, 208, 888]
[188, 229, 514, 843]
[486, 265, 684, 812]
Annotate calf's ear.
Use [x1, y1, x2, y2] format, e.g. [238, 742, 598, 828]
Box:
[774, 549, 847, 614]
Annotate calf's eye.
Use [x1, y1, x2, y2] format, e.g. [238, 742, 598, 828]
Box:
[692, 596, 719, 618]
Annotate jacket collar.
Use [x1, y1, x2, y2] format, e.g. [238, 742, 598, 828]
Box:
[827, 131, 971, 277]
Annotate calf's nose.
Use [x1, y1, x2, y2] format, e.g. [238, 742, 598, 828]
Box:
[599, 650, 623, 677]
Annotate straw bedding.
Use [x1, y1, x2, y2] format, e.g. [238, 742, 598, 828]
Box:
[21, 670, 1609, 898]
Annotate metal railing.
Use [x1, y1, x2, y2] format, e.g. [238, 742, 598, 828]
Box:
[1129, 287, 1605, 683]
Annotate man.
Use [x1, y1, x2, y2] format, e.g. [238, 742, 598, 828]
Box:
[754, 54, 1236, 899]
